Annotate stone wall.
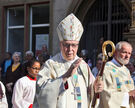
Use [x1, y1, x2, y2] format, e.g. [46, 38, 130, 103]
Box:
[50, 0, 73, 55]
[0, 0, 75, 56]
[0, 0, 48, 6]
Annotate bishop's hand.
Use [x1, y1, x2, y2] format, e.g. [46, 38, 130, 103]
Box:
[62, 58, 82, 82]
[129, 90, 135, 101]
[129, 90, 135, 100]
[94, 76, 104, 93]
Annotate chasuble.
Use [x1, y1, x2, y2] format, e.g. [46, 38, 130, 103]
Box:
[99, 58, 135, 108]
[33, 53, 95, 108]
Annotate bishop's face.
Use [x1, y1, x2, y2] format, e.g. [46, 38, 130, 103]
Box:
[60, 40, 79, 61]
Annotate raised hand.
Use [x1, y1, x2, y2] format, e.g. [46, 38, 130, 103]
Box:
[62, 58, 82, 82]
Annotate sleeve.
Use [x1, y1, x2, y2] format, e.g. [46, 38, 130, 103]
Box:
[89, 68, 95, 85]
[0, 81, 8, 108]
[12, 79, 31, 108]
[88, 67, 95, 106]
[33, 61, 66, 108]
[100, 64, 129, 107]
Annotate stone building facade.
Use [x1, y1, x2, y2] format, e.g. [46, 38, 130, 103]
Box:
[0, 0, 133, 64]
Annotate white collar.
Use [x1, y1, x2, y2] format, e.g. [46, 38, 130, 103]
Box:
[60, 52, 79, 64]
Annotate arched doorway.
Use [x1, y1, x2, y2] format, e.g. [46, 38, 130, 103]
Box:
[72, 0, 131, 66]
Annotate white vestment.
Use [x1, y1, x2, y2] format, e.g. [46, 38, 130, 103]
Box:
[12, 76, 36, 108]
[33, 53, 95, 108]
[0, 81, 8, 108]
[99, 58, 135, 108]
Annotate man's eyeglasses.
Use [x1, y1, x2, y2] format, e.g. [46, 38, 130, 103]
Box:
[31, 67, 40, 71]
[62, 43, 79, 48]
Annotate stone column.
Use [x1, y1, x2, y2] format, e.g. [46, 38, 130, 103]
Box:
[123, 0, 135, 50]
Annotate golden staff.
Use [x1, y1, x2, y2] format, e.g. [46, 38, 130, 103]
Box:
[91, 40, 115, 108]
[102, 40, 115, 62]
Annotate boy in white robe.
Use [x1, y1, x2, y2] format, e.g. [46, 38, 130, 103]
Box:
[12, 59, 41, 108]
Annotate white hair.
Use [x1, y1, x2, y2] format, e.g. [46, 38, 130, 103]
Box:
[25, 51, 34, 56]
[12, 52, 21, 58]
[81, 49, 88, 56]
[115, 41, 132, 51]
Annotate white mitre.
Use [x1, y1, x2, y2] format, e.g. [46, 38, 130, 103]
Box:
[57, 13, 84, 41]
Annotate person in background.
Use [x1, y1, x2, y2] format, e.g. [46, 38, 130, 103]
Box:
[97, 37, 104, 56]
[1, 52, 13, 83]
[22, 51, 34, 75]
[80, 49, 92, 69]
[37, 54, 46, 66]
[23, 51, 34, 63]
[37, 44, 50, 62]
[12, 59, 41, 108]
[126, 61, 135, 85]
[0, 81, 8, 108]
[80, 49, 88, 62]
[92, 58, 102, 77]
[130, 50, 135, 65]
[5, 52, 24, 108]
[0, 67, 2, 80]
[87, 59, 92, 69]
[99, 41, 135, 108]
[97, 53, 103, 60]
[41, 44, 49, 56]
[33, 13, 103, 108]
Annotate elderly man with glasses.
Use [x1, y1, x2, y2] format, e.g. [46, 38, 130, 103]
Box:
[33, 13, 103, 108]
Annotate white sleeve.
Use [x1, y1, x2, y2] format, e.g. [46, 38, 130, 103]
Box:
[12, 79, 31, 108]
[0, 81, 8, 108]
[44, 77, 65, 96]
[33, 77, 63, 108]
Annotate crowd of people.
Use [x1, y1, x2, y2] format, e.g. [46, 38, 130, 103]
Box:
[0, 13, 135, 108]
[0, 44, 50, 108]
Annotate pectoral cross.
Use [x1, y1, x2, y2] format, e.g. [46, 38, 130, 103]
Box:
[71, 87, 81, 100]
[71, 87, 77, 100]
